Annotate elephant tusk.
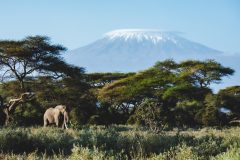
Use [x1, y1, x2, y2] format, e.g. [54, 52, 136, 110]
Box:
[64, 121, 68, 129]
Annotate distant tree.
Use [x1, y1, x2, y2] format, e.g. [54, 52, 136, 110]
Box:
[163, 85, 211, 126]
[174, 100, 203, 127]
[0, 36, 84, 90]
[87, 72, 135, 88]
[98, 59, 234, 126]
[218, 86, 240, 120]
[179, 60, 234, 88]
[65, 77, 97, 125]
[99, 63, 175, 103]
[133, 98, 168, 133]
[201, 94, 220, 126]
[0, 92, 34, 125]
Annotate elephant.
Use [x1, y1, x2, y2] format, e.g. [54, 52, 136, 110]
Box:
[43, 105, 69, 129]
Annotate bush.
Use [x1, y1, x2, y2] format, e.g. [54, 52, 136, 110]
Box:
[211, 145, 240, 160]
[0, 126, 239, 159]
[149, 144, 199, 160]
[88, 115, 103, 125]
[70, 145, 107, 160]
[133, 99, 166, 133]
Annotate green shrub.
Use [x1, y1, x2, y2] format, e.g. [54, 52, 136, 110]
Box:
[70, 145, 107, 160]
[88, 115, 103, 125]
[211, 145, 240, 160]
[149, 144, 199, 160]
[0, 126, 239, 159]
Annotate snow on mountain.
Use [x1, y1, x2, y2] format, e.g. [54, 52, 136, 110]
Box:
[105, 29, 178, 44]
[64, 29, 240, 91]
[65, 29, 222, 73]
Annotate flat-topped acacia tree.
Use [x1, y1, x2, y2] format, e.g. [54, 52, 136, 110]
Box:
[98, 59, 234, 127]
[0, 36, 84, 91]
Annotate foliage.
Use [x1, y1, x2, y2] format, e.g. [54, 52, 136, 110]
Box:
[211, 145, 240, 160]
[0, 75, 96, 126]
[179, 60, 234, 88]
[87, 72, 135, 88]
[98, 66, 173, 105]
[98, 59, 234, 127]
[0, 36, 89, 126]
[69, 145, 112, 160]
[201, 94, 220, 126]
[149, 144, 199, 160]
[0, 126, 239, 159]
[133, 98, 167, 132]
[218, 86, 240, 119]
[0, 36, 84, 90]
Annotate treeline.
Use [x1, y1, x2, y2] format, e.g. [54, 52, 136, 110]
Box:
[97, 60, 239, 129]
[0, 36, 239, 129]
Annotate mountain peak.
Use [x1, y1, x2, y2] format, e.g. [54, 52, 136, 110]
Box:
[104, 29, 177, 44]
[105, 29, 163, 36]
[66, 29, 222, 72]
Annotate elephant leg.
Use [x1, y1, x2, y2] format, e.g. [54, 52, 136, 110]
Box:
[54, 116, 59, 127]
[43, 118, 48, 127]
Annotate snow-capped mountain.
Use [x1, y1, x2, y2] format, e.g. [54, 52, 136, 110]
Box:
[65, 29, 222, 72]
[65, 29, 240, 91]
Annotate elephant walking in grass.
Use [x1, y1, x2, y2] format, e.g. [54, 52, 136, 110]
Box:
[43, 105, 69, 129]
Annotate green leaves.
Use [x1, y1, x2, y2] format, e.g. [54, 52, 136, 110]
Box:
[179, 60, 234, 87]
[218, 86, 240, 117]
[97, 59, 235, 126]
[0, 36, 84, 90]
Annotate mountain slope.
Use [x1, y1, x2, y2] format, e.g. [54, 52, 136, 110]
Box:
[65, 29, 222, 72]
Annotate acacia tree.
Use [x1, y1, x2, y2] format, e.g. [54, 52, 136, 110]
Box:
[87, 72, 135, 88]
[0, 36, 84, 90]
[201, 94, 220, 126]
[179, 60, 234, 88]
[98, 60, 177, 125]
[0, 92, 34, 125]
[218, 86, 240, 122]
[98, 67, 173, 112]
[98, 59, 235, 126]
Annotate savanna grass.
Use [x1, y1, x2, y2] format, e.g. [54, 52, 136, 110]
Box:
[0, 125, 239, 159]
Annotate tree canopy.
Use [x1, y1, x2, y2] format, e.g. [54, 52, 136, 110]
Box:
[98, 59, 235, 127]
[218, 86, 240, 118]
[0, 36, 84, 90]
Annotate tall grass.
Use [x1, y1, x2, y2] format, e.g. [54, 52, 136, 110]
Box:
[0, 126, 239, 159]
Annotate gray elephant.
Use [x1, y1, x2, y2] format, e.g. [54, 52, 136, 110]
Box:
[43, 105, 69, 129]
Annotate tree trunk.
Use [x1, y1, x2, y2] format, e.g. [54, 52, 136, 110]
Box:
[20, 80, 25, 91]
[3, 108, 10, 126]
[1, 92, 33, 126]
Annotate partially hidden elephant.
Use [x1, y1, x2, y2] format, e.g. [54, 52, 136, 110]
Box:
[43, 105, 69, 129]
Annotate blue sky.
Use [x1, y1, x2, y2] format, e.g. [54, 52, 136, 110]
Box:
[0, 0, 239, 53]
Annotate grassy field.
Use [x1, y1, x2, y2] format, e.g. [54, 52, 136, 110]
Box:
[0, 125, 239, 160]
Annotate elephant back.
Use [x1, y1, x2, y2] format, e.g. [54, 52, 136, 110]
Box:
[55, 105, 66, 110]
[45, 107, 62, 115]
